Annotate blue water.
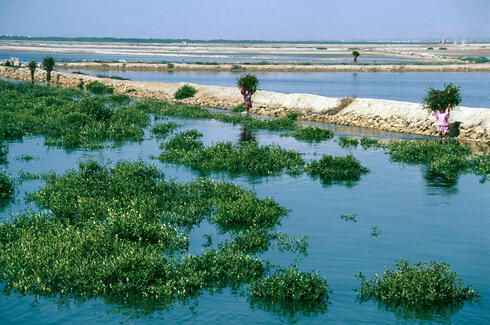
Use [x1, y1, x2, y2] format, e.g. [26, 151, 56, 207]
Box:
[0, 113, 489, 324]
[0, 50, 417, 64]
[59, 69, 490, 108]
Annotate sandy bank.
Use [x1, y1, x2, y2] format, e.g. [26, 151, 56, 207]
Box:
[55, 61, 490, 72]
[1, 66, 488, 144]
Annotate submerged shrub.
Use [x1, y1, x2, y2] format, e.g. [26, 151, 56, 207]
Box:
[174, 85, 197, 100]
[0, 170, 14, 199]
[355, 260, 480, 308]
[360, 137, 383, 149]
[86, 81, 114, 95]
[305, 154, 370, 185]
[248, 268, 329, 303]
[282, 126, 334, 143]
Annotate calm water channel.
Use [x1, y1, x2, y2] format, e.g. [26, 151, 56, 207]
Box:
[0, 113, 489, 324]
[59, 69, 490, 108]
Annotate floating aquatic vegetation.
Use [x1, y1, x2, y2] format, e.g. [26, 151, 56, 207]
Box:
[355, 260, 480, 311]
[281, 126, 334, 143]
[469, 154, 490, 183]
[0, 144, 7, 163]
[15, 154, 36, 161]
[370, 225, 381, 237]
[151, 121, 181, 139]
[387, 140, 471, 181]
[174, 84, 197, 99]
[341, 214, 357, 223]
[159, 131, 305, 176]
[230, 104, 246, 112]
[0, 170, 14, 199]
[0, 80, 149, 148]
[248, 267, 329, 303]
[2, 160, 297, 309]
[337, 136, 359, 148]
[305, 154, 370, 185]
[86, 80, 114, 95]
[360, 137, 383, 149]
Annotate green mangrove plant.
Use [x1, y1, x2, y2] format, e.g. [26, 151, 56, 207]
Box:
[355, 260, 480, 310]
[174, 84, 197, 99]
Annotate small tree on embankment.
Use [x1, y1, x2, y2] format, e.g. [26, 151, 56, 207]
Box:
[28, 61, 37, 84]
[42, 57, 55, 85]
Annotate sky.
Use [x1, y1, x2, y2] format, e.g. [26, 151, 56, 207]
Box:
[0, 0, 489, 41]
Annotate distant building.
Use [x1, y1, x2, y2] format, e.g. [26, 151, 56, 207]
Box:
[440, 39, 446, 45]
[10, 57, 19, 66]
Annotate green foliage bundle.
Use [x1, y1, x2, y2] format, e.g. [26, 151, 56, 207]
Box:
[423, 83, 461, 112]
[237, 74, 259, 94]
[86, 81, 114, 95]
[174, 84, 197, 99]
[281, 126, 334, 143]
[159, 130, 305, 176]
[387, 140, 471, 180]
[248, 268, 329, 303]
[0, 80, 148, 148]
[151, 121, 180, 139]
[42, 57, 55, 82]
[0, 170, 14, 199]
[305, 154, 370, 185]
[355, 260, 480, 308]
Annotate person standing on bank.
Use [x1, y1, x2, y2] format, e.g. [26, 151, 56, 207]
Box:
[434, 103, 451, 141]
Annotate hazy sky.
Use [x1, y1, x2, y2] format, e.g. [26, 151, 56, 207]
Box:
[0, 0, 488, 41]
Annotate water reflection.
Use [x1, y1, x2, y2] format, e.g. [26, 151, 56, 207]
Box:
[371, 300, 461, 324]
[248, 297, 327, 321]
[423, 167, 459, 196]
[239, 125, 255, 143]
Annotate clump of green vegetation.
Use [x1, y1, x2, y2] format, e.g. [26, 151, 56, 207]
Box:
[72, 71, 88, 75]
[469, 154, 490, 182]
[0, 170, 14, 199]
[237, 74, 259, 94]
[281, 126, 334, 143]
[86, 80, 114, 95]
[15, 154, 35, 161]
[95, 74, 130, 81]
[360, 137, 383, 149]
[151, 121, 180, 138]
[42, 56, 55, 83]
[167, 63, 175, 69]
[0, 80, 148, 148]
[230, 104, 246, 112]
[0, 144, 7, 163]
[231, 64, 245, 72]
[387, 140, 471, 180]
[460, 56, 489, 63]
[174, 84, 197, 100]
[138, 100, 298, 131]
[305, 154, 370, 185]
[159, 130, 305, 176]
[0, 160, 304, 313]
[28, 60, 37, 84]
[248, 268, 329, 303]
[370, 225, 381, 237]
[337, 136, 359, 148]
[355, 260, 480, 309]
[423, 83, 461, 112]
[341, 214, 357, 222]
[125, 88, 137, 93]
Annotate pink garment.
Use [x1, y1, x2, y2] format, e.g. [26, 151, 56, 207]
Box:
[434, 110, 450, 133]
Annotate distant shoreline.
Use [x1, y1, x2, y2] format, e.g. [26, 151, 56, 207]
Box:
[56, 61, 490, 72]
